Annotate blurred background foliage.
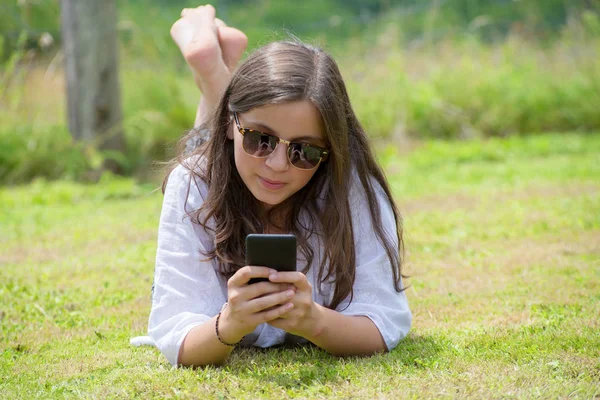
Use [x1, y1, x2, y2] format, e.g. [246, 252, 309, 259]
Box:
[0, 0, 599, 184]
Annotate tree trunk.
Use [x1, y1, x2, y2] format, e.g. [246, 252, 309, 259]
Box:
[61, 0, 124, 174]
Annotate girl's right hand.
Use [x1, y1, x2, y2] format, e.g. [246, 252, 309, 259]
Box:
[217, 266, 296, 344]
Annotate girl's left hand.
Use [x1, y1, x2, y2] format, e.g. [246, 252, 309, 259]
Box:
[266, 271, 324, 340]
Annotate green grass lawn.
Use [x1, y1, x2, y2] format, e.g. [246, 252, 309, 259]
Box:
[1, 133, 599, 398]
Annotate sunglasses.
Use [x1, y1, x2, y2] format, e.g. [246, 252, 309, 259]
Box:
[233, 112, 329, 170]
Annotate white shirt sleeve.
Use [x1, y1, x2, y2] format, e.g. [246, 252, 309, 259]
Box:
[147, 162, 227, 366]
[337, 177, 412, 351]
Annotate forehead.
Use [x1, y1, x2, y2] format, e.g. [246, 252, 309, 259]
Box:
[240, 100, 325, 143]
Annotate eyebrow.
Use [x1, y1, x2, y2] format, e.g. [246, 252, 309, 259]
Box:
[246, 121, 326, 147]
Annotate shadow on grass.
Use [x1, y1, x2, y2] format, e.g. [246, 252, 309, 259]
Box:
[390, 333, 446, 369]
[223, 333, 444, 389]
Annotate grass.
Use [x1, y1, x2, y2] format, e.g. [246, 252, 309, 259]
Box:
[1, 132, 599, 398]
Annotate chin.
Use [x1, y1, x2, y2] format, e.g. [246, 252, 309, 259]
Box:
[254, 192, 287, 207]
[250, 186, 294, 208]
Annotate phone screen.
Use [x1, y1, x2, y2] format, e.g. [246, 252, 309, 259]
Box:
[245, 234, 296, 284]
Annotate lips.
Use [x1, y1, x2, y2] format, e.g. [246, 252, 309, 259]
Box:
[259, 176, 285, 190]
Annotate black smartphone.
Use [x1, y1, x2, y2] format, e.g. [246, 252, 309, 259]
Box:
[245, 234, 297, 284]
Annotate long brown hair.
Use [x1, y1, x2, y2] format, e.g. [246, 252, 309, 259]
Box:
[164, 40, 405, 310]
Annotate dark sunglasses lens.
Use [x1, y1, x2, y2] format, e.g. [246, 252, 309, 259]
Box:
[289, 143, 322, 169]
[243, 130, 278, 157]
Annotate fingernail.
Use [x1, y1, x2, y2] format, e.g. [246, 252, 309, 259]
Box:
[286, 290, 294, 297]
[269, 273, 278, 280]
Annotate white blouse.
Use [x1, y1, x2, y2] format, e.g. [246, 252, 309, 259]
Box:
[145, 161, 412, 366]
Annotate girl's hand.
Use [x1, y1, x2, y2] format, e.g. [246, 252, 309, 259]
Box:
[266, 272, 325, 340]
[217, 266, 297, 344]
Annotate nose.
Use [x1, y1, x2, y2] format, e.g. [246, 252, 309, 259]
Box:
[264, 141, 290, 172]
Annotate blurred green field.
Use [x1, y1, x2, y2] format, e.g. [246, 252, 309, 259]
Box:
[1, 133, 599, 398]
[1, 0, 600, 184]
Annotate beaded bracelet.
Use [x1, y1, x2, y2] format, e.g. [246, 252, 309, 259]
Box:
[215, 302, 243, 347]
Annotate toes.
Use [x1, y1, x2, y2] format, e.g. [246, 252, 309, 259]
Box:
[194, 4, 215, 18]
[174, 4, 241, 77]
[181, 5, 215, 21]
[218, 27, 248, 70]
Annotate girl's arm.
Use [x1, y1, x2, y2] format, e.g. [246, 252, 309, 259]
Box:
[267, 179, 412, 356]
[148, 164, 228, 367]
[177, 315, 235, 367]
[309, 306, 387, 356]
[267, 272, 387, 356]
[178, 267, 298, 368]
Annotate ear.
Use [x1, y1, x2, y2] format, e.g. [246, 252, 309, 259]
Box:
[225, 112, 235, 140]
[227, 123, 234, 140]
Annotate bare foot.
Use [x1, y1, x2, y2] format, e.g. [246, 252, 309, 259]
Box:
[170, 5, 247, 98]
[214, 18, 248, 72]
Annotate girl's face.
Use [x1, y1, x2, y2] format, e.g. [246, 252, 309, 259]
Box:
[231, 100, 327, 209]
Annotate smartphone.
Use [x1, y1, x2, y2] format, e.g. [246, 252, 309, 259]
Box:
[245, 234, 297, 284]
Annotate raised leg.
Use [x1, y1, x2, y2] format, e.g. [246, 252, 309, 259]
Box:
[170, 5, 248, 126]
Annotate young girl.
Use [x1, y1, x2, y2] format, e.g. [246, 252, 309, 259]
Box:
[145, 5, 411, 367]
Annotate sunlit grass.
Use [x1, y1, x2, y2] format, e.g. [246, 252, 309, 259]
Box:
[1, 133, 599, 398]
